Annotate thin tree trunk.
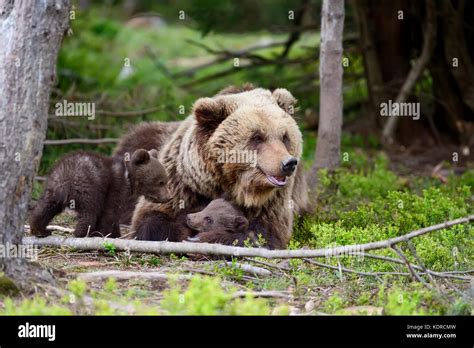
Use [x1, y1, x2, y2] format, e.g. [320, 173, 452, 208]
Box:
[0, 0, 70, 289]
[382, 0, 437, 144]
[351, 0, 385, 127]
[307, 0, 344, 190]
[441, 0, 474, 111]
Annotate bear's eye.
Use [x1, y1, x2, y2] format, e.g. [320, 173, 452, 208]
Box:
[282, 133, 290, 148]
[250, 132, 264, 144]
[158, 181, 165, 186]
[205, 216, 213, 224]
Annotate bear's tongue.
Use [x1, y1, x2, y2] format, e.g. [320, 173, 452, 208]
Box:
[266, 175, 287, 187]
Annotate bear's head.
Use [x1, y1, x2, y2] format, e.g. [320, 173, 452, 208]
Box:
[186, 198, 248, 233]
[126, 149, 171, 203]
[192, 87, 303, 208]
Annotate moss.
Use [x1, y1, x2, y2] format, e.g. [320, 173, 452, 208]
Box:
[0, 272, 19, 297]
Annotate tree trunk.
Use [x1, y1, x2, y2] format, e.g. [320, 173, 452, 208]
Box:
[308, 0, 344, 189]
[351, 0, 386, 127]
[0, 0, 70, 290]
[382, 0, 437, 144]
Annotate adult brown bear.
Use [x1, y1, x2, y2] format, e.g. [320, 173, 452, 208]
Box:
[113, 85, 308, 249]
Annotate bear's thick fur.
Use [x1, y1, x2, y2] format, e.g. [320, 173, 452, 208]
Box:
[186, 198, 249, 245]
[115, 86, 308, 249]
[29, 149, 170, 238]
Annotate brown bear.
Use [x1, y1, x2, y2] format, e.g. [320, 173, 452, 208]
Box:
[114, 85, 308, 249]
[186, 198, 249, 245]
[29, 149, 170, 238]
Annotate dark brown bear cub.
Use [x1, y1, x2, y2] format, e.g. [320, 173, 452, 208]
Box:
[29, 149, 170, 238]
[186, 198, 249, 245]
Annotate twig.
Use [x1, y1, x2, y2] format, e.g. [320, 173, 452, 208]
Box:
[354, 252, 472, 280]
[223, 262, 272, 277]
[391, 246, 434, 290]
[440, 278, 472, 300]
[24, 224, 74, 233]
[305, 258, 391, 279]
[77, 270, 191, 282]
[245, 258, 290, 272]
[407, 241, 439, 288]
[48, 117, 118, 130]
[230, 290, 290, 300]
[22, 215, 473, 258]
[44, 138, 118, 145]
[174, 39, 287, 78]
[181, 56, 314, 89]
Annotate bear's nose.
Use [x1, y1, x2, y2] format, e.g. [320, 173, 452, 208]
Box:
[281, 156, 298, 175]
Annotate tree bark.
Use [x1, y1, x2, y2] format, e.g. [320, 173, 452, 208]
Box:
[307, 0, 344, 190]
[382, 0, 437, 144]
[351, 0, 386, 127]
[0, 0, 70, 289]
[441, 0, 474, 112]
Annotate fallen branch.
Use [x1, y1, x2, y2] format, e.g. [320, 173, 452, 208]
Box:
[305, 258, 402, 279]
[44, 138, 118, 145]
[354, 252, 471, 280]
[391, 245, 434, 290]
[223, 262, 272, 277]
[77, 270, 191, 282]
[22, 215, 473, 259]
[25, 224, 74, 233]
[245, 258, 290, 272]
[303, 257, 470, 281]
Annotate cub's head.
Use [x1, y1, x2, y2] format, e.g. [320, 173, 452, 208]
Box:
[126, 149, 171, 203]
[193, 87, 302, 207]
[186, 198, 248, 233]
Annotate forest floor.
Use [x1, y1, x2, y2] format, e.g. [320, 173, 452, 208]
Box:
[2, 148, 472, 315]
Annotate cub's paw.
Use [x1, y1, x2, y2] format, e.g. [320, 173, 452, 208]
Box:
[29, 226, 52, 238]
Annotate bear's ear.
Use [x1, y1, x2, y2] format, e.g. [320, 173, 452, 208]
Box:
[233, 215, 249, 232]
[273, 88, 297, 115]
[148, 149, 159, 159]
[131, 149, 150, 166]
[193, 97, 229, 130]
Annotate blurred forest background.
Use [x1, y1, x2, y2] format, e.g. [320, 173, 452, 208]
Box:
[16, 0, 473, 315]
[42, 0, 474, 175]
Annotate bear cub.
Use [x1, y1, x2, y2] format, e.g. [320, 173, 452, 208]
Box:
[186, 198, 248, 244]
[29, 149, 170, 238]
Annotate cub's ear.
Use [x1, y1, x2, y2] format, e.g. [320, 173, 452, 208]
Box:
[193, 97, 229, 130]
[131, 149, 150, 166]
[234, 215, 249, 233]
[148, 149, 159, 159]
[273, 88, 297, 115]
